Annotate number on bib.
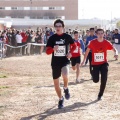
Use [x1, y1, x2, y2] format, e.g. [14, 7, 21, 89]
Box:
[115, 39, 119, 43]
[54, 46, 66, 56]
[73, 46, 79, 53]
[94, 53, 104, 62]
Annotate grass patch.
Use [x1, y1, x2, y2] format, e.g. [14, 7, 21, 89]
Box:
[0, 86, 9, 89]
[0, 74, 7, 78]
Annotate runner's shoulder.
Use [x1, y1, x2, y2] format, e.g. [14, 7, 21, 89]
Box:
[104, 39, 113, 45]
[89, 38, 98, 43]
[63, 33, 72, 39]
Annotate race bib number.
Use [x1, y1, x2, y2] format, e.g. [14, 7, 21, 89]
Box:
[73, 46, 79, 53]
[54, 46, 66, 56]
[94, 53, 104, 62]
[115, 39, 119, 43]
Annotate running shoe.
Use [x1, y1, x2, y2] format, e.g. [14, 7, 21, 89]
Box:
[98, 95, 102, 100]
[64, 88, 70, 100]
[58, 97, 64, 109]
[76, 79, 80, 83]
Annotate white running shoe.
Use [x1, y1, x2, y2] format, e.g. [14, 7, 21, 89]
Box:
[76, 79, 80, 83]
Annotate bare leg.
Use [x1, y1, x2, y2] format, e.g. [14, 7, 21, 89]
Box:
[53, 79, 62, 99]
[40, 46, 44, 54]
[76, 63, 80, 80]
[72, 65, 76, 71]
[61, 65, 69, 88]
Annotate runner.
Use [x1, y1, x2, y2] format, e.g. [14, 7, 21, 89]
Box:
[70, 30, 85, 83]
[86, 28, 97, 79]
[81, 29, 118, 100]
[46, 19, 76, 109]
[112, 29, 120, 60]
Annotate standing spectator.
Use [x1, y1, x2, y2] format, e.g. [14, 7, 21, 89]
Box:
[44, 30, 50, 44]
[21, 29, 28, 55]
[26, 29, 32, 43]
[27, 31, 36, 55]
[50, 27, 54, 36]
[16, 31, 23, 55]
[11, 29, 17, 55]
[35, 31, 44, 54]
[6, 29, 13, 56]
[0, 32, 7, 57]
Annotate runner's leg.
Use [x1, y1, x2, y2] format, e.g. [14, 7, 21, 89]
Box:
[52, 66, 62, 99]
[98, 63, 108, 99]
[61, 65, 69, 88]
[92, 65, 100, 83]
[61, 65, 70, 100]
[76, 63, 80, 80]
[53, 79, 62, 99]
[88, 52, 92, 78]
[40, 46, 44, 54]
[52, 66, 64, 109]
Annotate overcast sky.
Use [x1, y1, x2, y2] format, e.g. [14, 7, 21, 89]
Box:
[78, 0, 120, 20]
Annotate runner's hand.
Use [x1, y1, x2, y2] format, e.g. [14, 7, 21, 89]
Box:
[114, 55, 118, 59]
[66, 52, 72, 59]
[53, 45, 59, 51]
[81, 61, 84, 66]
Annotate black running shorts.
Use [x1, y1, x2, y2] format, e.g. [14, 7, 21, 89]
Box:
[52, 64, 69, 79]
[91, 63, 109, 83]
[70, 56, 81, 66]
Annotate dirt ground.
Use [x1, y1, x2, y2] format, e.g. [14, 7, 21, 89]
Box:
[0, 52, 120, 120]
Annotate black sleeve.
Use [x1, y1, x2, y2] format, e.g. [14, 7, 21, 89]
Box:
[68, 35, 74, 44]
[46, 36, 54, 48]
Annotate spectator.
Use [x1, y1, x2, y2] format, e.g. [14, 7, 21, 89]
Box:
[16, 31, 23, 55]
[21, 29, 28, 55]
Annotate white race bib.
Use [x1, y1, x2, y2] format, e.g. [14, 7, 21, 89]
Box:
[94, 53, 104, 62]
[115, 39, 119, 43]
[54, 46, 66, 56]
[73, 46, 79, 53]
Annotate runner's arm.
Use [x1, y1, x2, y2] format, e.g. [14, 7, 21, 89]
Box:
[112, 47, 118, 55]
[107, 41, 118, 57]
[46, 36, 54, 55]
[46, 47, 54, 55]
[80, 40, 85, 54]
[112, 47, 118, 59]
[85, 38, 89, 46]
[81, 48, 90, 66]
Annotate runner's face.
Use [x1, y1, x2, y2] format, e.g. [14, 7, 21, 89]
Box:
[86, 31, 90, 35]
[115, 30, 118, 34]
[90, 30, 94, 36]
[55, 23, 63, 34]
[97, 31, 104, 39]
[74, 33, 79, 40]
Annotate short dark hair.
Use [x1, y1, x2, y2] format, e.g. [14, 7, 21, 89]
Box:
[17, 31, 20, 34]
[73, 30, 79, 34]
[89, 28, 95, 31]
[54, 19, 65, 27]
[96, 29, 104, 34]
[115, 29, 118, 31]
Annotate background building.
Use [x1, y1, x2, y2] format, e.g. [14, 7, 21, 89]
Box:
[0, 0, 78, 20]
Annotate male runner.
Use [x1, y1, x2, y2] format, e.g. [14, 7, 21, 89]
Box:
[46, 19, 76, 109]
[70, 30, 85, 83]
[81, 29, 118, 100]
[112, 29, 120, 60]
[86, 28, 97, 79]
